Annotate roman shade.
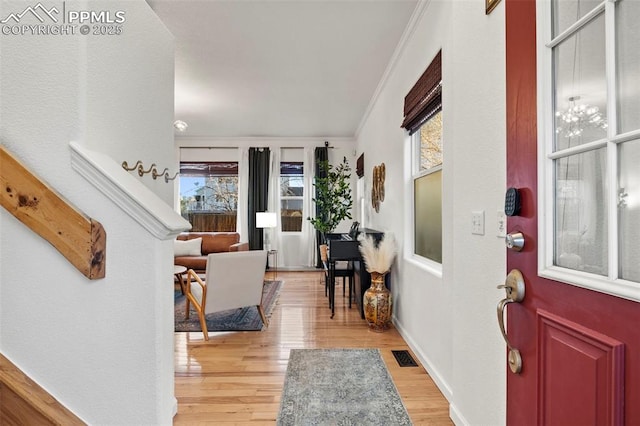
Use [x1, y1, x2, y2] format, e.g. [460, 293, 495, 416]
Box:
[401, 50, 442, 135]
[180, 162, 238, 176]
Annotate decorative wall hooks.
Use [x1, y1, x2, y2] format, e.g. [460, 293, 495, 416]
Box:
[152, 167, 178, 182]
[121, 160, 178, 183]
[372, 163, 385, 213]
[152, 167, 168, 180]
[122, 160, 143, 173]
[164, 171, 179, 183]
[139, 163, 156, 177]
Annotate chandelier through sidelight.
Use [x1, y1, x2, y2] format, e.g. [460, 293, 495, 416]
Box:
[555, 95, 607, 138]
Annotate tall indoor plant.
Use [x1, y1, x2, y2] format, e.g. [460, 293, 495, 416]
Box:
[308, 157, 353, 244]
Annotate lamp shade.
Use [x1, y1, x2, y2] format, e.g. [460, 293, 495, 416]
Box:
[256, 212, 277, 228]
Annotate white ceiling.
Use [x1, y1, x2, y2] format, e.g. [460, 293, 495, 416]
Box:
[146, 0, 418, 139]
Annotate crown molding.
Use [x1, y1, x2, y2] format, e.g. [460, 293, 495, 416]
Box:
[355, 0, 432, 139]
[175, 135, 356, 148]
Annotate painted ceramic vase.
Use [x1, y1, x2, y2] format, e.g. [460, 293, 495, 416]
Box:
[363, 272, 392, 332]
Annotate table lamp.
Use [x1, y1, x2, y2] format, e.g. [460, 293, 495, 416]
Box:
[256, 212, 277, 251]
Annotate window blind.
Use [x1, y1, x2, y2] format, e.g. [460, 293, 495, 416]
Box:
[401, 50, 442, 135]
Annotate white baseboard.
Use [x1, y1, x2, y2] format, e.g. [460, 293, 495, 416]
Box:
[449, 403, 470, 426]
[392, 316, 453, 402]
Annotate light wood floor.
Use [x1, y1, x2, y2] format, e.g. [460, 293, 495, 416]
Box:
[174, 271, 452, 425]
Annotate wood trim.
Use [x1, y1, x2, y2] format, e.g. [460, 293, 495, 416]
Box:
[0, 354, 84, 425]
[0, 145, 106, 279]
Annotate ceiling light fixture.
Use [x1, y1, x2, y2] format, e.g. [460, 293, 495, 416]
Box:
[555, 96, 607, 138]
[173, 120, 188, 132]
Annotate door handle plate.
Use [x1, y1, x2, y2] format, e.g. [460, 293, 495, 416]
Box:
[497, 269, 525, 374]
[497, 269, 525, 302]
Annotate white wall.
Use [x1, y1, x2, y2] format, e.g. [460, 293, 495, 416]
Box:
[177, 137, 357, 267]
[84, 1, 176, 205]
[448, 2, 506, 424]
[0, 1, 177, 424]
[356, 0, 506, 425]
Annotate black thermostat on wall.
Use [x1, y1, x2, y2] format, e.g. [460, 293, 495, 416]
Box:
[504, 187, 521, 216]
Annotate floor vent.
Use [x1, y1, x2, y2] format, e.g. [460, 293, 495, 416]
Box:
[392, 350, 418, 367]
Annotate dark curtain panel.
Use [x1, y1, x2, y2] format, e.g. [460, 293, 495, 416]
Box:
[248, 148, 270, 250]
[356, 153, 364, 178]
[314, 146, 329, 267]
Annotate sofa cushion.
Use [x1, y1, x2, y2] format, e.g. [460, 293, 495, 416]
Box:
[175, 232, 247, 272]
[177, 232, 241, 255]
[202, 233, 239, 254]
[174, 237, 202, 257]
[174, 256, 206, 271]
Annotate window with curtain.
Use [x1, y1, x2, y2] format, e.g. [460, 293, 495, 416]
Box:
[280, 161, 304, 232]
[402, 50, 443, 264]
[539, 0, 640, 296]
[179, 162, 239, 231]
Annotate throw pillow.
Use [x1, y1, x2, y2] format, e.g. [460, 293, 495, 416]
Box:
[174, 237, 202, 257]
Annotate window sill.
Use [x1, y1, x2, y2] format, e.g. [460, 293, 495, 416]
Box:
[405, 253, 443, 279]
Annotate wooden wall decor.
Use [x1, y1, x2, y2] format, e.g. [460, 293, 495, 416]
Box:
[0, 145, 106, 279]
[371, 163, 385, 213]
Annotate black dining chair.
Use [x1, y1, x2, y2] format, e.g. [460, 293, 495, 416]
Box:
[320, 244, 355, 307]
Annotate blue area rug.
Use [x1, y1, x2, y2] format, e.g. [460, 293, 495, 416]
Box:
[174, 280, 282, 332]
[277, 348, 412, 425]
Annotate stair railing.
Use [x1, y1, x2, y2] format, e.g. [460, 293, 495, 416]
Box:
[0, 145, 106, 279]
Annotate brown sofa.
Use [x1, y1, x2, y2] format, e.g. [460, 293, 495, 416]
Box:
[174, 232, 249, 272]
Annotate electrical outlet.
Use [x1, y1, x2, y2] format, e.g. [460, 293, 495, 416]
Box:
[497, 210, 507, 238]
[471, 210, 485, 235]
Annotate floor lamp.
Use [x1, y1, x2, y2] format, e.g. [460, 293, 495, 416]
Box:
[256, 212, 277, 268]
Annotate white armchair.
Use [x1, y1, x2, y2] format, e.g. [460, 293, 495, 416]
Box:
[185, 250, 269, 340]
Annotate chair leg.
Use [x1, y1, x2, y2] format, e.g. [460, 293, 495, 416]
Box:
[197, 311, 209, 341]
[348, 276, 353, 308]
[185, 297, 191, 319]
[257, 305, 268, 327]
[324, 273, 329, 297]
[343, 277, 346, 296]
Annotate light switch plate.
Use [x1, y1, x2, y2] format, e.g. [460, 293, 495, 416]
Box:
[471, 210, 485, 235]
[497, 210, 507, 238]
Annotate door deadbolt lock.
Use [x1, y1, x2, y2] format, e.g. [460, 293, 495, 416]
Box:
[505, 232, 525, 252]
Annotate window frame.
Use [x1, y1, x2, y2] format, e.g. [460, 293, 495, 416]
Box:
[179, 161, 239, 232]
[279, 161, 304, 233]
[410, 107, 443, 271]
[537, 0, 640, 302]
[401, 50, 443, 275]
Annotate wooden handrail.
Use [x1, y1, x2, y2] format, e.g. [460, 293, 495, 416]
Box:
[0, 354, 85, 425]
[0, 145, 106, 279]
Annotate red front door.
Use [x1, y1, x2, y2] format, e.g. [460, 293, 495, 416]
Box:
[505, 0, 640, 424]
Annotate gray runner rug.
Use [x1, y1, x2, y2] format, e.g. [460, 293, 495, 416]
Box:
[277, 348, 412, 425]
